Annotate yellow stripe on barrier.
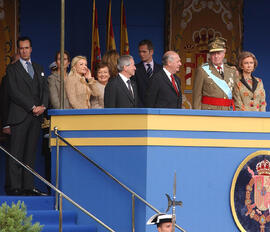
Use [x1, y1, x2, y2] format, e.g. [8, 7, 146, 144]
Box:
[50, 114, 270, 133]
[50, 137, 270, 148]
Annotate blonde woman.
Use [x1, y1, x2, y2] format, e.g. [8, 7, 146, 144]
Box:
[236, 51, 266, 111]
[66, 56, 101, 109]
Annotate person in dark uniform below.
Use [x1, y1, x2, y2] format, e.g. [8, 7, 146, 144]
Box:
[192, 37, 241, 110]
[6, 36, 49, 196]
[104, 55, 140, 108]
[147, 213, 173, 232]
[133, 39, 162, 106]
[145, 51, 182, 109]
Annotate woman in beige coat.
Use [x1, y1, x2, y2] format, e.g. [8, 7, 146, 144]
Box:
[48, 51, 71, 109]
[66, 56, 101, 109]
[236, 51, 266, 111]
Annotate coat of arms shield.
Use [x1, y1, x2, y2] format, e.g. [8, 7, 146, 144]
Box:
[231, 151, 270, 232]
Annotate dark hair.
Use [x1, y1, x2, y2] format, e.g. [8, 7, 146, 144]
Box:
[102, 50, 120, 77]
[94, 62, 109, 78]
[138, 39, 153, 50]
[55, 50, 71, 62]
[17, 36, 32, 48]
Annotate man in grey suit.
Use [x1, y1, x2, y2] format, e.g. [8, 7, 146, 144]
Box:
[104, 55, 140, 108]
[6, 36, 49, 195]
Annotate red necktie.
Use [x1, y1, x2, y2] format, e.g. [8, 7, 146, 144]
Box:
[217, 66, 224, 78]
[170, 74, 179, 96]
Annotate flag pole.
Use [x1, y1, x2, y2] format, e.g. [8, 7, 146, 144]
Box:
[106, 0, 111, 50]
[120, 0, 123, 55]
[91, 0, 101, 71]
[91, 0, 96, 71]
[60, 0, 65, 109]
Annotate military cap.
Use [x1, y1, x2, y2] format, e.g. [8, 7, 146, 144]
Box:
[208, 37, 227, 53]
[49, 61, 57, 70]
[147, 213, 173, 225]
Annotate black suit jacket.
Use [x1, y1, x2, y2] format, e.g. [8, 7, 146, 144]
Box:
[6, 60, 49, 125]
[133, 61, 162, 106]
[104, 75, 140, 108]
[145, 69, 182, 108]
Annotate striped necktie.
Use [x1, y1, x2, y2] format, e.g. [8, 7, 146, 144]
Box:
[26, 61, 34, 78]
[146, 63, 153, 78]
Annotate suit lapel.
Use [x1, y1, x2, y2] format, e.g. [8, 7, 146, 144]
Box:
[32, 62, 44, 98]
[15, 61, 33, 88]
[131, 79, 138, 104]
[252, 75, 258, 92]
[161, 70, 179, 95]
[240, 75, 258, 93]
[138, 62, 147, 75]
[32, 62, 41, 83]
[137, 62, 148, 83]
[153, 62, 159, 74]
[117, 75, 135, 103]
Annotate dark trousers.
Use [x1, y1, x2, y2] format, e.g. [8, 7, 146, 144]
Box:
[42, 127, 51, 193]
[2, 135, 11, 192]
[8, 114, 41, 190]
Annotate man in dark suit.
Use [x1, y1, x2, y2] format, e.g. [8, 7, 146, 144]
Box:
[146, 51, 182, 108]
[0, 53, 20, 193]
[6, 36, 49, 195]
[133, 40, 162, 106]
[104, 55, 140, 108]
[0, 54, 20, 136]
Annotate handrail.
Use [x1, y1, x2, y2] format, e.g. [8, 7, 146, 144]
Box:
[0, 145, 115, 232]
[54, 127, 186, 232]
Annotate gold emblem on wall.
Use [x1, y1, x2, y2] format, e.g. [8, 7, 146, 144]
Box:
[231, 150, 270, 232]
[0, 0, 19, 83]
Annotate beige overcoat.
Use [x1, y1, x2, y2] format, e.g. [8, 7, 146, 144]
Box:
[236, 76, 266, 111]
[48, 73, 71, 109]
[65, 73, 101, 109]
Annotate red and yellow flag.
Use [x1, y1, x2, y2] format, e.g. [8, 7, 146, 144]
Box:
[91, 0, 101, 71]
[120, 0, 129, 55]
[106, 0, 116, 51]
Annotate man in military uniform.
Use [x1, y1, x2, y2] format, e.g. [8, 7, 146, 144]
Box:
[147, 213, 173, 232]
[192, 37, 241, 110]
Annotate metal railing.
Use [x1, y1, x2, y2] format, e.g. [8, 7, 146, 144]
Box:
[0, 145, 115, 232]
[54, 127, 186, 232]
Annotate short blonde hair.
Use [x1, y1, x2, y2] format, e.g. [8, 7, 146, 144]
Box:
[69, 55, 87, 76]
[71, 55, 87, 69]
[238, 51, 258, 72]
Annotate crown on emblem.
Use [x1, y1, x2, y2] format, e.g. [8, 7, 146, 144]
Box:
[256, 159, 270, 175]
[184, 42, 195, 52]
[192, 28, 222, 53]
